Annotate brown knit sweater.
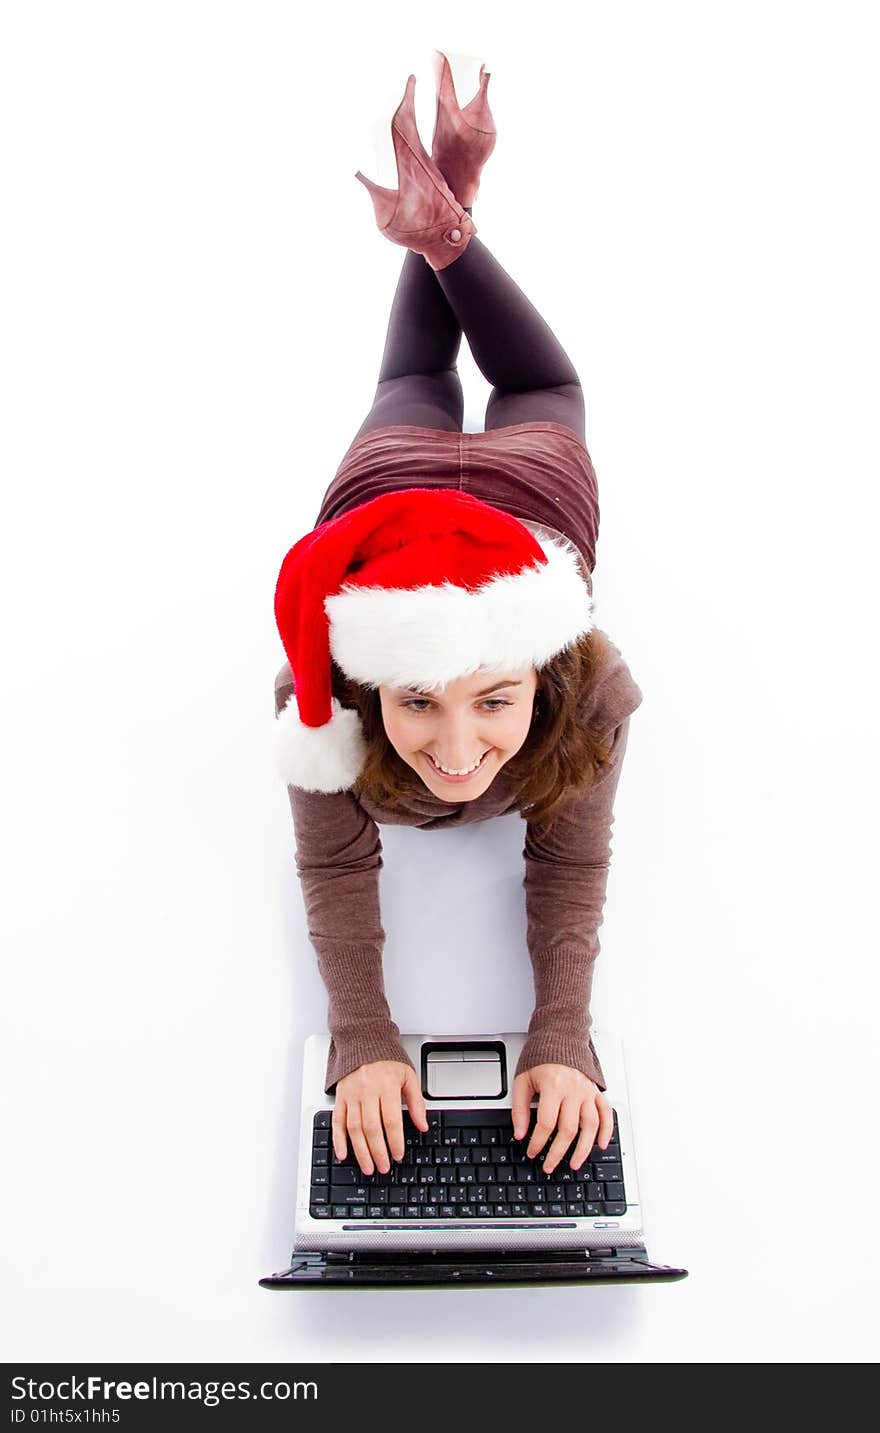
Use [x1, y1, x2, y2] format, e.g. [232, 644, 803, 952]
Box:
[274, 625, 643, 1097]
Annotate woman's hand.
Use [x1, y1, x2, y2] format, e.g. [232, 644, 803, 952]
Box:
[511, 1064, 613, 1176]
[333, 1060, 429, 1177]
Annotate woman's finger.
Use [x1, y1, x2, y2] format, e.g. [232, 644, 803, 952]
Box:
[542, 1096, 582, 1176]
[568, 1099, 601, 1171]
[332, 1098, 348, 1161]
[595, 1093, 615, 1150]
[525, 1089, 560, 1161]
[380, 1086, 406, 1164]
[345, 1103, 375, 1177]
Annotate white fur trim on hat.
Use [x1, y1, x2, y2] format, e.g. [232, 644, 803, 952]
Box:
[275, 694, 368, 794]
[325, 535, 592, 692]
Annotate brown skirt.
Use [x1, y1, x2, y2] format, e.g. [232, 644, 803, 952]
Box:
[314, 420, 601, 575]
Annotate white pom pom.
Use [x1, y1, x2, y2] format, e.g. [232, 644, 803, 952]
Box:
[274, 694, 368, 793]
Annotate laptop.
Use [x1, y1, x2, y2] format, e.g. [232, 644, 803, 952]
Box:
[259, 1027, 688, 1288]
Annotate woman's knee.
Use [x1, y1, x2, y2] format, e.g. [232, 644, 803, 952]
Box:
[353, 371, 464, 441]
[484, 382, 585, 440]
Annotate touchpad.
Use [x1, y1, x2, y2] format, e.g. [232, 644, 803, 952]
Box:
[425, 1046, 503, 1098]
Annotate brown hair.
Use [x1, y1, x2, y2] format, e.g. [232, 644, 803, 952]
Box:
[333, 627, 616, 828]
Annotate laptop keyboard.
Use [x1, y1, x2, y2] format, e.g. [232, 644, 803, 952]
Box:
[309, 1107, 627, 1220]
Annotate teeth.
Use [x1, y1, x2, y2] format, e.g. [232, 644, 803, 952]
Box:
[431, 753, 484, 776]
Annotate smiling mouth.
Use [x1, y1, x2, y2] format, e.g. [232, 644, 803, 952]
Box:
[425, 750, 491, 778]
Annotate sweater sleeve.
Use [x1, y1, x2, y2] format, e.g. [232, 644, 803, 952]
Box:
[516, 714, 633, 1092]
[275, 675, 416, 1095]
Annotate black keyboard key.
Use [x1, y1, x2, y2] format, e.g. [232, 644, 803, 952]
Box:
[596, 1163, 623, 1182]
[433, 1149, 452, 1165]
[583, 1202, 602, 1216]
[509, 1203, 529, 1217]
[332, 1205, 348, 1217]
[515, 1166, 536, 1183]
[405, 1205, 421, 1217]
[453, 1149, 472, 1164]
[386, 1206, 403, 1217]
[481, 1129, 501, 1145]
[440, 1205, 456, 1218]
[567, 1202, 585, 1216]
[549, 1203, 566, 1215]
[332, 1167, 357, 1185]
[490, 1149, 510, 1164]
[477, 1204, 493, 1217]
[487, 1187, 506, 1202]
[330, 1185, 366, 1203]
[310, 1205, 331, 1217]
[603, 1182, 626, 1201]
[603, 1201, 627, 1215]
[368, 1206, 386, 1217]
[477, 1167, 495, 1184]
[446, 1110, 513, 1127]
[311, 1170, 329, 1186]
[310, 1188, 329, 1204]
[314, 1112, 332, 1128]
[347, 1206, 365, 1218]
[313, 1130, 330, 1147]
[458, 1205, 475, 1217]
[311, 1147, 330, 1165]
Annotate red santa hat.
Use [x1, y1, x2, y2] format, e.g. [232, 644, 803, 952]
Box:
[273, 487, 594, 793]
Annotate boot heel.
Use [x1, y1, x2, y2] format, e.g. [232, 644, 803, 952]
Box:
[354, 170, 399, 230]
[430, 51, 496, 209]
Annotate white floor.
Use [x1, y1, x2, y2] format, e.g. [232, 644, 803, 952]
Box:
[2, 0, 878, 1363]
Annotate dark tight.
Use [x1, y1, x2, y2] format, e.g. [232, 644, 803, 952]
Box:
[351, 214, 586, 445]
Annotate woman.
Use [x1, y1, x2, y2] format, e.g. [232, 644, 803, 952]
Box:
[273, 54, 643, 1187]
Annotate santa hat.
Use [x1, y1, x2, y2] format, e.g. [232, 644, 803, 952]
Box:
[273, 487, 594, 793]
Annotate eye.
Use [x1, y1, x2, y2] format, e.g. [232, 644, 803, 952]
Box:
[401, 698, 513, 713]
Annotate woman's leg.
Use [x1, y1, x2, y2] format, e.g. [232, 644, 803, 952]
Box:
[433, 237, 586, 441]
[349, 214, 473, 443]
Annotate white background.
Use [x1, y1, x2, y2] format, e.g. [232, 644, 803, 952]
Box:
[2, 0, 878, 1363]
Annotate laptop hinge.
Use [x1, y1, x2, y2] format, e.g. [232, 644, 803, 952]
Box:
[292, 1246, 648, 1266]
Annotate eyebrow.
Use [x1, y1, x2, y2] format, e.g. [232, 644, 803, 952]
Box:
[403, 680, 523, 697]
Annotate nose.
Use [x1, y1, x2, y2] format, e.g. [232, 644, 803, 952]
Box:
[434, 711, 487, 768]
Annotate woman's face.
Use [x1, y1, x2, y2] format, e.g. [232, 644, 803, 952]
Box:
[378, 667, 539, 800]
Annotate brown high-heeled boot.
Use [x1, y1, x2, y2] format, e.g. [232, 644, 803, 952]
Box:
[430, 51, 496, 208]
[355, 73, 477, 272]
